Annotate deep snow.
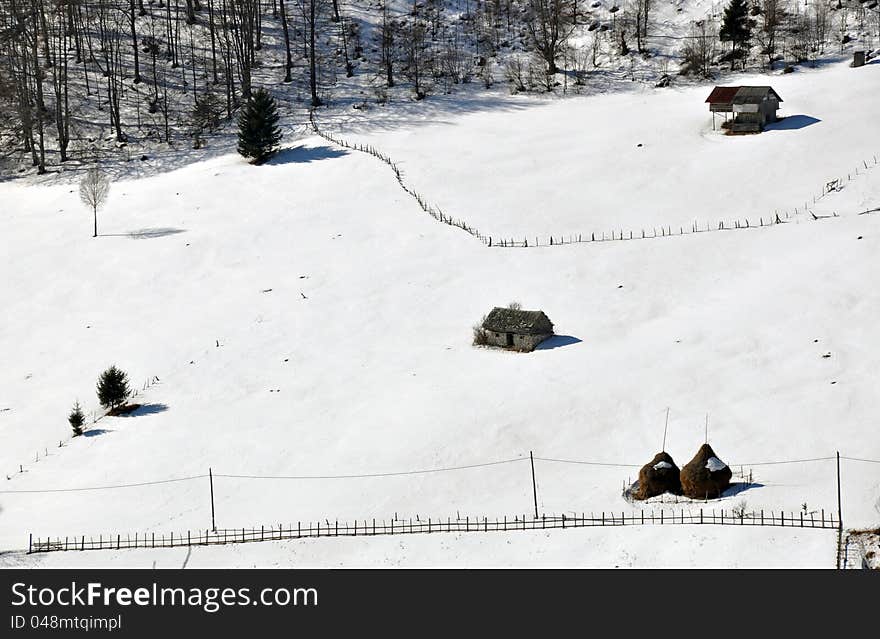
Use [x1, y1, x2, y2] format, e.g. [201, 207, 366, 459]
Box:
[0, 58, 878, 568]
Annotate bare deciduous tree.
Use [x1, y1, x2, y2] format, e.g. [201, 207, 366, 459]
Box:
[524, 0, 576, 75]
[755, 0, 785, 69]
[681, 19, 717, 78]
[80, 166, 110, 238]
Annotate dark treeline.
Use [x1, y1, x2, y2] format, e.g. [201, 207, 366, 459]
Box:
[0, 0, 875, 174]
[0, 0, 348, 172]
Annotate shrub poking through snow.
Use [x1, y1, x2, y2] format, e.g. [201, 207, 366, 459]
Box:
[473, 316, 490, 346]
[68, 401, 85, 436]
[680, 443, 733, 499]
[633, 451, 682, 499]
[96, 365, 131, 412]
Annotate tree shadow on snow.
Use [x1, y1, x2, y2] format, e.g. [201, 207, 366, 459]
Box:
[100, 228, 186, 239]
[83, 428, 113, 437]
[535, 335, 583, 351]
[128, 227, 187, 239]
[765, 115, 821, 131]
[118, 403, 169, 417]
[266, 145, 349, 165]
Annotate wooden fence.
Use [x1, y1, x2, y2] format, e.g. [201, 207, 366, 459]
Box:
[29, 507, 839, 554]
[4, 375, 161, 482]
[310, 108, 878, 250]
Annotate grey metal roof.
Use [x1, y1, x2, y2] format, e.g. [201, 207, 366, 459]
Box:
[482, 307, 554, 335]
[732, 86, 783, 104]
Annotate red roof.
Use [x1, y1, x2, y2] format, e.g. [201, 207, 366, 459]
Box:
[705, 86, 741, 104]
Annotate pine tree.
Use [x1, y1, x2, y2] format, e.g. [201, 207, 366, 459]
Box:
[96, 365, 132, 411]
[720, 0, 752, 70]
[237, 88, 283, 163]
[68, 401, 85, 436]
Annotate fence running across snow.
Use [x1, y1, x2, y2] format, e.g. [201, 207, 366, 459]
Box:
[29, 508, 840, 554]
[310, 108, 879, 249]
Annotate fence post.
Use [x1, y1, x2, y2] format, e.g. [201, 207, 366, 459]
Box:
[700, 509, 703, 524]
[836, 451, 843, 535]
[28, 533, 32, 554]
[209, 468, 216, 532]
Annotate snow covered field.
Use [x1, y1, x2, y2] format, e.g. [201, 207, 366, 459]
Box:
[1, 58, 878, 568]
[1, 527, 838, 569]
[325, 60, 880, 239]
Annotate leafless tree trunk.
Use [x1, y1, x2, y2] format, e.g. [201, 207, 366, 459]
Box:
[525, 0, 576, 75]
[80, 166, 110, 238]
[280, 0, 293, 82]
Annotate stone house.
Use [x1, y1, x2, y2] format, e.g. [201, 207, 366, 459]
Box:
[480, 307, 554, 352]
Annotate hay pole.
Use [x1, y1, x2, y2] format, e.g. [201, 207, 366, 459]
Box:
[529, 451, 539, 519]
[662, 407, 670, 452]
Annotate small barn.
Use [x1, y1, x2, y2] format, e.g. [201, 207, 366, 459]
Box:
[480, 307, 554, 352]
[705, 86, 783, 133]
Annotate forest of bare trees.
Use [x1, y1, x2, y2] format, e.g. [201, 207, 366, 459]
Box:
[0, 0, 876, 174]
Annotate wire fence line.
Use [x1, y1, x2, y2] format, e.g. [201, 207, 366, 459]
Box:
[17, 450, 870, 558]
[3, 373, 162, 484]
[0, 455, 880, 495]
[309, 109, 491, 245]
[309, 109, 879, 250]
[214, 456, 526, 481]
[4, 453, 878, 495]
[28, 508, 841, 555]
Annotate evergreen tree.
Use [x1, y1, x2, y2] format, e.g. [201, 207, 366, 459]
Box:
[68, 401, 85, 436]
[719, 0, 752, 70]
[96, 365, 131, 410]
[237, 88, 283, 163]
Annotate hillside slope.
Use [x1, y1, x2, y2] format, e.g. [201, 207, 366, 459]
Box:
[0, 54, 878, 569]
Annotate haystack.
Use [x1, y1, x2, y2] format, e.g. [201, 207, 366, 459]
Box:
[633, 451, 681, 500]
[680, 443, 732, 499]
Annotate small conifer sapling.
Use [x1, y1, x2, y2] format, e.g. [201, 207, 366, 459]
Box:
[69, 401, 85, 436]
